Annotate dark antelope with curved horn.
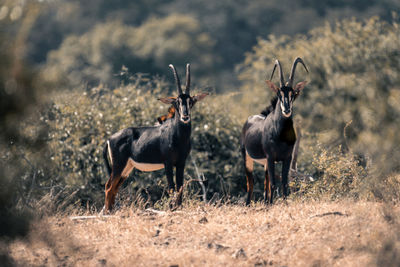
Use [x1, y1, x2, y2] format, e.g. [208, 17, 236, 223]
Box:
[241, 57, 308, 205]
[102, 64, 208, 212]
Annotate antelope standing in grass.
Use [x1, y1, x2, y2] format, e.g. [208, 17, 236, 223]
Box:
[241, 57, 308, 205]
[102, 64, 208, 212]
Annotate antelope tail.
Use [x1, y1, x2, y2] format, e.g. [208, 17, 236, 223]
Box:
[103, 141, 113, 176]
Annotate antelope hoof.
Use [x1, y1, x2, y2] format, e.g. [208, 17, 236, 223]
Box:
[101, 205, 115, 215]
[169, 190, 183, 210]
[100, 205, 107, 215]
[246, 196, 251, 206]
[176, 187, 183, 206]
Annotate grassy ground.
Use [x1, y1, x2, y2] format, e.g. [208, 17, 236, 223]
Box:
[8, 199, 400, 266]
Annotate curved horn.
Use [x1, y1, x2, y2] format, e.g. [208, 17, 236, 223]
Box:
[185, 63, 190, 95]
[169, 64, 183, 95]
[287, 57, 309, 87]
[270, 59, 285, 88]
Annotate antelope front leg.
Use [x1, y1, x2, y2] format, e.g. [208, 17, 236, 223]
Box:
[263, 164, 271, 204]
[105, 174, 122, 212]
[164, 162, 175, 195]
[175, 163, 185, 206]
[267, 158, 276, 204]
[104, 175, 113, 212]
[282, 156, 292, 198]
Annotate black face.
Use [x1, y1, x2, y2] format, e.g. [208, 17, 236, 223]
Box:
[174, 94, 194, 123]
[277, 86, 295, 118]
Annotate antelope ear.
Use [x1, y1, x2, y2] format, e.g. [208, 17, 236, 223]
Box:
[266, 80, 279, 93]
[192, 92, 209, 104]
[294, 81, 307, 94]
[158, 97, 176, 104]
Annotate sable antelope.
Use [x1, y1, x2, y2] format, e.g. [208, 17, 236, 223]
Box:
[241, 57, 308, 205]
[102, 64, 208, 212]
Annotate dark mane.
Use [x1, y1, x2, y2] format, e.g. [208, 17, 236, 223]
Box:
[260, 96, 278, 117]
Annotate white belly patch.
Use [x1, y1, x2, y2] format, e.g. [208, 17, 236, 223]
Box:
[129, 158, 164, 172]
[246, 151, 267, 166]
[253, 158, 267, 165]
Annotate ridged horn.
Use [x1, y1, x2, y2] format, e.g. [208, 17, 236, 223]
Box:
[270, 59, 285, 88]
[287, 57, 309, 87]
[185, 63, 190, 95]
[169, 64, 183, 95]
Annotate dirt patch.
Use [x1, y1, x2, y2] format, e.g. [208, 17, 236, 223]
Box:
[8, 200, 400, 266]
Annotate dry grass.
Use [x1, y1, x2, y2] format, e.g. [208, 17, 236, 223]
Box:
[8, 200, 400, 266]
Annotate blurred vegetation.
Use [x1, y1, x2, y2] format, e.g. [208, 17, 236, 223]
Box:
[0, 1, 44, 265]
[42, 15, 216, 89]
[22, 0, 400, 91]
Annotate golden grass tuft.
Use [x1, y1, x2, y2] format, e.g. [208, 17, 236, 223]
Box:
[7, 200, 400, 266]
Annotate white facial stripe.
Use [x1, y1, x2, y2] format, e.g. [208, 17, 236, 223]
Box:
[179, 98, 191, 123]
[281, 101, 292, 117]
[178, 99, 184, 118]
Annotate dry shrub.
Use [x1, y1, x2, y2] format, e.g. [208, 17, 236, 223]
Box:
[291, 141, 367, 200]
[310, 144, 365, 198]
[367, 174, 400, 203]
